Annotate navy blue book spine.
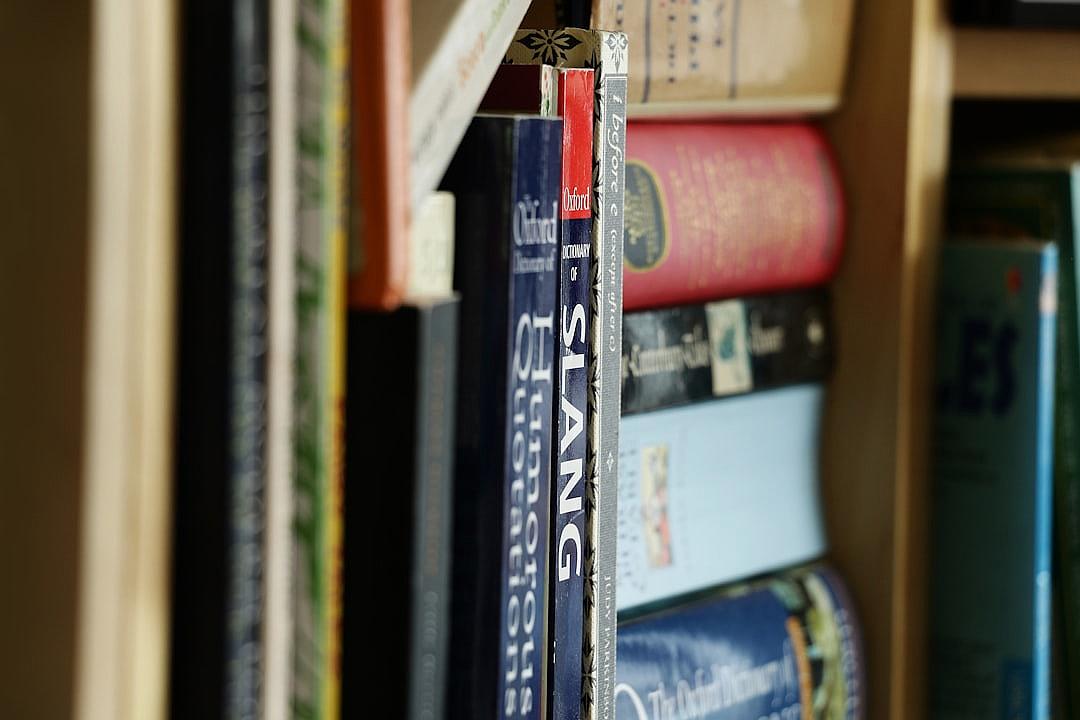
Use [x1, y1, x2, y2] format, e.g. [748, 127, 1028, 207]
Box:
[549, 69, 593, 720]
[441, 115, 562, 720]
[615, 565, 866, 720]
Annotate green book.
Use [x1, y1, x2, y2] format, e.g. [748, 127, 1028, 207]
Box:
[948, 162, 1080, 718]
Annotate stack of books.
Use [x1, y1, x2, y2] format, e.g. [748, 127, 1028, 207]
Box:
[592, 1, 867, 718]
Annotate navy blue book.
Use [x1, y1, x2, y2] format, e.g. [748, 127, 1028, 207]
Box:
[615, 564, 865, 720]
[549, 69, 593, 720]
[930, 239, 1058, 720]
[441, 114, 562, 720]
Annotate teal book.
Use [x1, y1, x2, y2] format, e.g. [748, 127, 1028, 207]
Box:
[929, 239, 1058, 720]
[948, 164, 1080, 717]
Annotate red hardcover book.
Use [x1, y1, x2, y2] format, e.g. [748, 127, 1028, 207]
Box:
[623, 122, 845, 311]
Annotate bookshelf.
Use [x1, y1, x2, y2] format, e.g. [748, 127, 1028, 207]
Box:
[823, 1, 1080, 718]
[3, 0, 1079, 718]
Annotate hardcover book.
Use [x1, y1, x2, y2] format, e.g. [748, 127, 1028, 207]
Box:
[947, 164, 1080, 718]
[342, 299, 459, 720]
[294, 0, 349, 715]
[929, 239, 1058, 720]
[618, 384, 827, 614]
[591, 0, 855, 118]
[623, 122, 845, 311]
[615, 564, 865, 720]
[504, 29, 629, 720]
[171, 0, 269, 717]
[622, 290, 834, 415]
[440, 115, 561, 720]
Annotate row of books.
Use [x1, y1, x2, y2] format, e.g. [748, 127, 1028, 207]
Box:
[929, 138, 1080, 719]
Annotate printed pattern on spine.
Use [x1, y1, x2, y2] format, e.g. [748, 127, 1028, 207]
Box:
[293, 0, 349, 715]
[622, 290, 834, 415]
[440, 116, 561, 720]
[618, 384, 827, 614]
[622, 122, 845, 310]
[550, 68, 594, 720]
[171, 1, 268, 717]
[342, 300, 459, 720]
[505, 29, 630, 720]
[614, 564, 866, 720]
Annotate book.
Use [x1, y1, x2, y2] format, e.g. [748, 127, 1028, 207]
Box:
[550, 68, 594, 720]
[617, 384, 827, 614]
[440, 115, 562, 720]
[264, 0, 297, 717]
[74, 0, 177, 717]
[946, 165, 1080, 719]
[406, 192, 456, 300]
[294, 0, 349, 716]
[341, 299, 459, 720]
[622, 122, 845, 311]
[615, 564, 866, 720]
[479, 64, 559, 118]
[349, 0, 409, 309]
[622, 290, 834, 416]
[591, 0, 855, 118]
[504, 29, 629, 720]
[929, 239, 1058, 720]
[171, 0, 269, 717]
[350, 0, 537, 309]
[951, 0, 1080, 27]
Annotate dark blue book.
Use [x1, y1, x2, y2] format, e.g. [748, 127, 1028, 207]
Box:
[549, 68, 593, 720]
[930, 239, 1058, 720]
[615, 564, 865, 720]
[171, 0, 268, 718]
[441, 114, 562, 720]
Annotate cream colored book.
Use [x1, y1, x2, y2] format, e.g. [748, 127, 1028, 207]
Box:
[592, 0, 855, 117]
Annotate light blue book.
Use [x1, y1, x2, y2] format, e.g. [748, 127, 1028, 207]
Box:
[617, 383, 827, 614]
[930, 239, 1058, 720]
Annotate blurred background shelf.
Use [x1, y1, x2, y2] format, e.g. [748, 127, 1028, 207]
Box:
[954, 28, 1080, 98]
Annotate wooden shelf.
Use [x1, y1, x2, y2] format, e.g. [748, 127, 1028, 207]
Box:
[954, 28, 1080, 98]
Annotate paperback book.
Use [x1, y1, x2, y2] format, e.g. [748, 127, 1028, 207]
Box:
[440, 115, 562, 720]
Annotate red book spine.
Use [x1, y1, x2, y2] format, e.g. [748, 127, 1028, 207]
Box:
[622, 122, 845, 311]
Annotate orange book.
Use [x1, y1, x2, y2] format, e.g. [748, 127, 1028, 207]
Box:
[350, 0, 410, 309]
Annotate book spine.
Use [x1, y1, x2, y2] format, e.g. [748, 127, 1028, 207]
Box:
[622, 290, 834, 415]
[341, 302, 459, 720]
[1057, 172, 1080, 719]
[1035, 249, 1057, 720]
[408, 303, 459, 720]
[264, 0, 297, 716]
[496, 118, 560, 720]
[228, 0, 269, 717]
[614, 565, 866, 720]
[293, 0, 348, 715]
[622, 122, 845, 311]
[550, 68, 594, 720]
[617, 384, 827, 613]
[348, 0, 410, 309]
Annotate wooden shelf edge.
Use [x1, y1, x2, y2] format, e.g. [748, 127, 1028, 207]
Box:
[954, 28, 1080, 99]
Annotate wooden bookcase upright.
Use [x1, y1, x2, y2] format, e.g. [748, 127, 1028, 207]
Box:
[823, 3, 1080, 718]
